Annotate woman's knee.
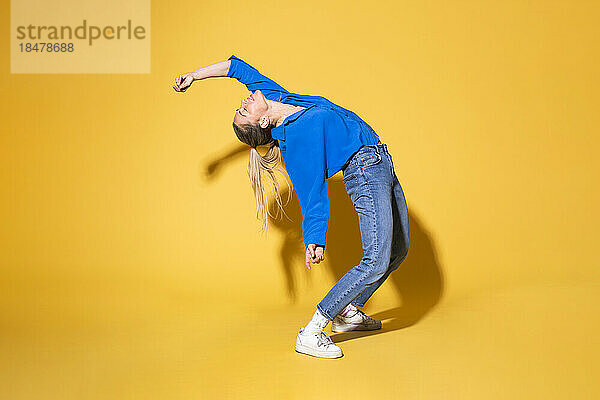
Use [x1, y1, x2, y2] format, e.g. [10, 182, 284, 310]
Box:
[357, 246, 392, 282]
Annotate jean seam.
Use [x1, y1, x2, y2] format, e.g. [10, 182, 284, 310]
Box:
[324, 171, 379, 317]
[385, 152, 393, 175]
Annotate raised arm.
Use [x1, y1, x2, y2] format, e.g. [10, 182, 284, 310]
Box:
[190, 60, 231, 80]
[173, 55, 289, 100]
[225, 55, 289, 100]
[172, 59, 231, 92]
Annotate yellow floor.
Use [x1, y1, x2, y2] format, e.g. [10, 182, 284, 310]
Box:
[2, 270, 598, 399]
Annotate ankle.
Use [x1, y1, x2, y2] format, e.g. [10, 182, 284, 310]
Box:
[304, 309, 330, 333]
[340, 303, 359, 317]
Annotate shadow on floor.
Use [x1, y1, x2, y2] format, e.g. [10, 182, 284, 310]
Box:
[202, 143, 445, 342]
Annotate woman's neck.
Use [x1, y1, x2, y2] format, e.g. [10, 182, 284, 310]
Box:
[267, 99, 306, 128]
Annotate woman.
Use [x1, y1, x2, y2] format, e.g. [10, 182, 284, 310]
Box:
[173, 55, 409, 359]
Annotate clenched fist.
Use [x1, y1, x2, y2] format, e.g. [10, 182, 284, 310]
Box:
[305, 244, 325, 270]
[172, 72, 197, 92]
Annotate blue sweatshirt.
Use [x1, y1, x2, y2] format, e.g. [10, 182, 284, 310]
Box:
[227, 54, 380, 249]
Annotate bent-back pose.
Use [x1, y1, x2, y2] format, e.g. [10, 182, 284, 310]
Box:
[173, 55, 409, 359]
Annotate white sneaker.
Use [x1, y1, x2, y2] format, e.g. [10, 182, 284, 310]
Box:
[331, 309, 382, 332]
[294, 328, 343, 359]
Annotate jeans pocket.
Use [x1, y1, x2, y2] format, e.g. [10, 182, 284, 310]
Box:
[358, 151, 382, 168]
[342, 166, 360, 188]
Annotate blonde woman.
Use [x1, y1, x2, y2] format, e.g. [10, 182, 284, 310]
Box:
[173, 55, 409, 359]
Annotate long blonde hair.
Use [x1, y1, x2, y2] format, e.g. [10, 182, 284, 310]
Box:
[232, 122, 292, 233]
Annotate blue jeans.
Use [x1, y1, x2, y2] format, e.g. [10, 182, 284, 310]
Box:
[317, 143, 410, 320]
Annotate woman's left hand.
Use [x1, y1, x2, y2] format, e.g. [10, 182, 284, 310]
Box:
[305, 244, 325, 270]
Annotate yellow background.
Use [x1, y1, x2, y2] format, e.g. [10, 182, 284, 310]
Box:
[1, 0, 599, 398]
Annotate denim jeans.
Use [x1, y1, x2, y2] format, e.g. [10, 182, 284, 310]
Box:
[317, 143, 410, 320]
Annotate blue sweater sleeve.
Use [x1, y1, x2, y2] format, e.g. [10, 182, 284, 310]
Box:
[284, 119, 329, 249]
[226, 55, 289, 101]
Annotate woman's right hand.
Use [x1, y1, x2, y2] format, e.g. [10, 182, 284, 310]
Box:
[305, 244, 325, 270]
[172, 72, 196, 92]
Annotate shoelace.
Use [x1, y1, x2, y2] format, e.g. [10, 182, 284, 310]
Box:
[316, 331, 334, 348]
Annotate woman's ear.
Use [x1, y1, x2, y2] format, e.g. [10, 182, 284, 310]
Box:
[259, 116, 270, 129]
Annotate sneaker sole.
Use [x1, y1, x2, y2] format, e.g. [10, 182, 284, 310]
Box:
[294, 343, 343, 359]
[331, 322, 382, 333]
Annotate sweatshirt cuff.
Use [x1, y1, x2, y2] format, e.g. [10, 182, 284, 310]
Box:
[303, 233, 326, 250]
[226, 55, 238, 77]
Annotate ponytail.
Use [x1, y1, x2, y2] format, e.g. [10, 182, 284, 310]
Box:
[247, 140, 292, 232]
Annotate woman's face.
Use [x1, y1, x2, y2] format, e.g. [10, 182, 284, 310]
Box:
[233, 89, 269, 127]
